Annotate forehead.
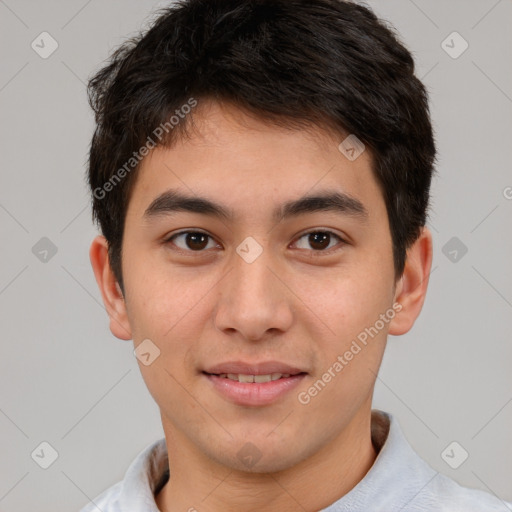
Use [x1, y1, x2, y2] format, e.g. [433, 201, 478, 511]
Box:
[127, 100, 384, 222]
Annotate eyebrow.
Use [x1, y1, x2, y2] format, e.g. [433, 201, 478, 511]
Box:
[143, 188, 369, 223]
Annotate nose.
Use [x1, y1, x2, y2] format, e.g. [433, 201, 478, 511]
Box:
[213, 247, 294, 342]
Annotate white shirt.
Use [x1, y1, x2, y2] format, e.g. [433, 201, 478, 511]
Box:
[80, 410, 511, 511]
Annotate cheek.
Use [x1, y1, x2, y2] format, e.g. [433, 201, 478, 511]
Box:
[123, 252, 206, 340]
[295, 267, 393, 343]
[129, 288, 206, 406]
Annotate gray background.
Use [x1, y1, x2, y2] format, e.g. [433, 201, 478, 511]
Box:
[0, 0, 511, 511]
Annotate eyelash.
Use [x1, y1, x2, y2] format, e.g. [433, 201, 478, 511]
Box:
[164, 229, 346, 256]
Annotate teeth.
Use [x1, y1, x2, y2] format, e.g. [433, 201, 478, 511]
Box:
[218, 373, 293, 382]
[254, 374, 272, 383]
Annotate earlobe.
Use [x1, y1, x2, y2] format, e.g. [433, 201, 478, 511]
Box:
[388, 227, 433, 336]
[89, 235, 132, 341]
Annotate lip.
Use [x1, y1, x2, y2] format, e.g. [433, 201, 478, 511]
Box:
[202, 360, 308, 407]
[203, 372, 307, 406]
[203, 360, 306, 375]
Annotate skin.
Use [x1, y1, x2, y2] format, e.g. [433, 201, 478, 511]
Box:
[90, 99, 433, 512]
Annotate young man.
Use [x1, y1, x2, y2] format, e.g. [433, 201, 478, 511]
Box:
[83, 0, 511, 510]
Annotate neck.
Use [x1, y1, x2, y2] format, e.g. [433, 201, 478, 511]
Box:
[156, 405, 378, 512]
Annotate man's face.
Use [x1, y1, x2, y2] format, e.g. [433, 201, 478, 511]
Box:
[120, 100, 399, 472]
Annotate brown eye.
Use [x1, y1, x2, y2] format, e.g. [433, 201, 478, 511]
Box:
[167, 231, 217, 252]
[308, 232, 330, 250]
[294, 230, 344, 252]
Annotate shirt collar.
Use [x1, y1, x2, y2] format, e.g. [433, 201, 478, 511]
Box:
[322, 409, 437, 511]
[117, 435, 168, 511]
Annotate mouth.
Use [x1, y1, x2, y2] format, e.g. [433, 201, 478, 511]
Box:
[202, 371, 306, 382]
[203, 361, 307, 376]
[202, 362, 308, 406]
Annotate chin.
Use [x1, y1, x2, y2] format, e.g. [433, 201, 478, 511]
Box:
[207, 436, 314, 474]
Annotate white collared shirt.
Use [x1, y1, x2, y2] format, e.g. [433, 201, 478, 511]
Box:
[80, 410, 511, 511]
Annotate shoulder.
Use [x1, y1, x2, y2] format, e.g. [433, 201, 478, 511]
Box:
[364, 411, 512, 512]
[78, 437, 168, 512]
[421, 472, 512, 512]
[79, 480, 123, 512]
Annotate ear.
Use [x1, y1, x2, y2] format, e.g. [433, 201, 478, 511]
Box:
[388, 226, 433, 336]
[89, 235, 132, 341]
